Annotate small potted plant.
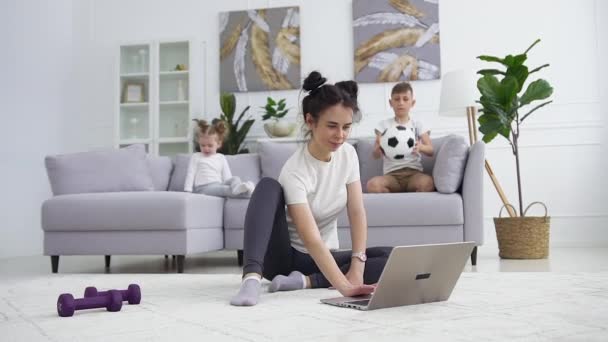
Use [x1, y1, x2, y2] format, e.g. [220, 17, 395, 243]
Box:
[476, 39, 553, 259]
[260, 97, 296, 138]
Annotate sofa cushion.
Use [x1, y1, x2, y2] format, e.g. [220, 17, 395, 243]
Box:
[147, 156, 173, 191]
[257, 141, 299, 179]
[226, 154, 261, 183]
[168, 153, 191, 192]
[45, 144, 154, 196]
[41, 191, 224, 231]
[337, 192, 464, 227]
[355, 139, 383, 192]
[432, 135, 469, 194]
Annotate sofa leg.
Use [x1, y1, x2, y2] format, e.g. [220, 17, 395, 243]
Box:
[105, 255, 111, 268]
[237, 250, 243, 266]
[471, 246, 478, 266]
[176, 255, 185, 273]
[51, 255, 59, 273]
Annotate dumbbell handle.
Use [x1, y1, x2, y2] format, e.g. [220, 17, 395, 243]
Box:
[74, 295, 112, 310]
[95, 289, 128, 298]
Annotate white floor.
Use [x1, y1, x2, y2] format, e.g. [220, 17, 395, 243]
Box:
[1, 247, 608, 341]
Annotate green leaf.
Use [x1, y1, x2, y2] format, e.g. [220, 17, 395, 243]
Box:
[519, 79, 553, 106]
[512, 54, 527, 67]
[506, 65, 528, 92]
[234, 105, 251, 128]
[267, 97, 276, 106]
[477, 69, 505, 77]
[523, 39, 541, 54]
[529, 63, 549, 75]
[499, 75, 519, 108]
[477, 55, 505, 65]
[477, 75, 518, 108]
[481, 131, 498, 143]
[235, 119, 255, 152]
[220, 93, 236, 121]
[477, 75, 501, 102]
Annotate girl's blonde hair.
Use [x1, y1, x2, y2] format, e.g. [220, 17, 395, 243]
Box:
[195, 119, 228, 143]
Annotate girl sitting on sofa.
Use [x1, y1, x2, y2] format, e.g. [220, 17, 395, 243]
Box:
[184, 119, 255, 198]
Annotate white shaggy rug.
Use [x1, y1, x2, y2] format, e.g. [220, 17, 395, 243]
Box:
[1, 272, 607, 342]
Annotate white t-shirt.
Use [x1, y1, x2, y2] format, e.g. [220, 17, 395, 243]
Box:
[183, 153, 232, 192]
[278, 143, 360, 253]
[375, 116, 429, 174]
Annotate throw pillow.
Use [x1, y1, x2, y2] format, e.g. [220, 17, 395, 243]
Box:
[147, 156, 173, 191]
[355, 139, 383, 192]
[432, 135, 469, 194]
[257, 141, 299, 179]
[45, 144, 154, 195]
[168, 153, 191, 192]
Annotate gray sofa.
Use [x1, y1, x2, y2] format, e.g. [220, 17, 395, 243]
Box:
[42, 136, 485, 273]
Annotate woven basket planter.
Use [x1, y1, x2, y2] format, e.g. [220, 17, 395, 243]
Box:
[494, 202, 550, 259]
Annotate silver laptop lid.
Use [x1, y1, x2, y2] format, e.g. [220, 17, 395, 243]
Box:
[366, 242, 475, 310]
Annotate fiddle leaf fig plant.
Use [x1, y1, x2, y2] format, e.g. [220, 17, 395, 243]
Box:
[476, 39, 554, 215]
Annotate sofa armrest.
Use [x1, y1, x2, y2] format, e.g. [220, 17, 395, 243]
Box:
[461, 141, 485, 245]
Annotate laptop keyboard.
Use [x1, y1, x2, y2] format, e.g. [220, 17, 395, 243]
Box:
[347, 299, 370, 306]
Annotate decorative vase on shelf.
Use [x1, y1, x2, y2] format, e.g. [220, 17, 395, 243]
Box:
[263, 120, 297, 138]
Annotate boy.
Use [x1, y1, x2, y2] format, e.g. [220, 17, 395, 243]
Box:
[367, 82, 435, 193]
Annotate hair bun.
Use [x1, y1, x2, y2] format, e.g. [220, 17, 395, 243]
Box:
[302, 71, 327, 92]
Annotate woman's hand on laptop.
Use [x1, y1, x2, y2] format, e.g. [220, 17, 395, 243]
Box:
[337, 283, 376, 297]
[345, 266, 364, 286]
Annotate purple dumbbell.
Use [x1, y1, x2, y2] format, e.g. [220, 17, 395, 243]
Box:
[84, 284, 141, 305]
[57, 290, 122, 317]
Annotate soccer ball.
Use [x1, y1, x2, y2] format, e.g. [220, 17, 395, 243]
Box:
[380, 125, 416, 160]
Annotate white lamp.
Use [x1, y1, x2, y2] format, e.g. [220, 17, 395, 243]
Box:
[439, 70, 516, 217]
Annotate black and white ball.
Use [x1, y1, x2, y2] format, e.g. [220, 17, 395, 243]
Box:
[380, 125, 416, 160]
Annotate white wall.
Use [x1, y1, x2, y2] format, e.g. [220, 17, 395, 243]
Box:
[76, 0, 608, 248]
[0, 0, 77, 258]
[1, 0, 606, 257]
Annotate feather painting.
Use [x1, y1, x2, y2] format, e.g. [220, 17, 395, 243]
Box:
[220, 6, 300, 92]
[353, 0, 441, 83]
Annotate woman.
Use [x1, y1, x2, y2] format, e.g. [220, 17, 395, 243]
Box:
[231, 71, 392, 306]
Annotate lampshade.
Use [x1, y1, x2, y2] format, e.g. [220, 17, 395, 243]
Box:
[439, 69, 479, 117]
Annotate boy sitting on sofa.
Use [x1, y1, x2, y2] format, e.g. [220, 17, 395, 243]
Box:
[367, 82, 435, 193]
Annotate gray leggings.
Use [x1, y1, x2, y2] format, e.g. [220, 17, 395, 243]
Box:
[193, 177, 249, 198]
[242, 177, 393, 288]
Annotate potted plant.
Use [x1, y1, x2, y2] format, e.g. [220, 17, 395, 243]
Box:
[260, 97, 296, 138]
[192, 93, 255, 154]
[476, 39, 553, 259]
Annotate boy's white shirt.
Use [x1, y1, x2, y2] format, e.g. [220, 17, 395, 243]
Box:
[375, 116, 429, 174]
[184, 153, 232, 192]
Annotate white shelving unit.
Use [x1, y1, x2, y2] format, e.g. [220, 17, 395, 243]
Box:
[116, 40, 192, 156]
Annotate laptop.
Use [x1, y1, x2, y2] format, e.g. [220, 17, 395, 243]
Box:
[320, 242, 475, 311]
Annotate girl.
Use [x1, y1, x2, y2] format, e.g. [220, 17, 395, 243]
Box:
[231, 71, 392, 306]
[184, 120, 254, 197]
